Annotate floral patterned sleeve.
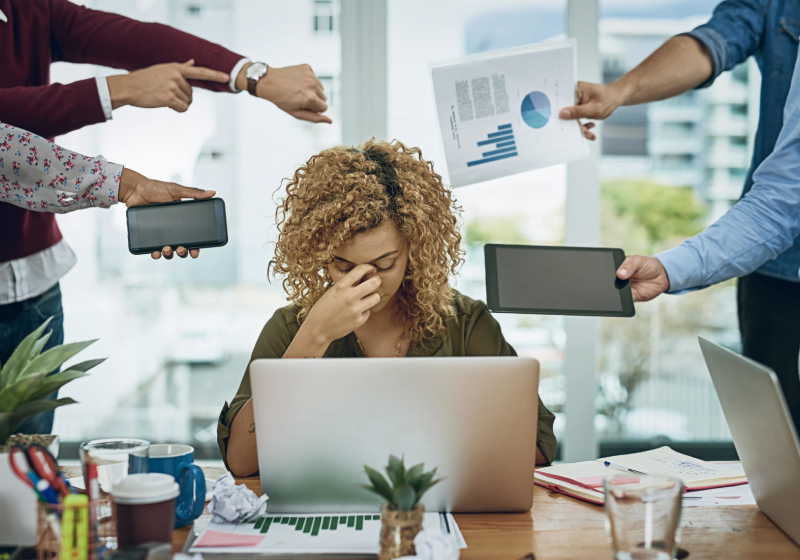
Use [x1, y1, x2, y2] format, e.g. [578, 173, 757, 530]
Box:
[0, 122, 123, 213]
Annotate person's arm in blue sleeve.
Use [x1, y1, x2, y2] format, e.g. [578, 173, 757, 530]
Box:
[560, 0, 768, 136]
[618, 53, 800, 301]
[683, 0, 769, 88]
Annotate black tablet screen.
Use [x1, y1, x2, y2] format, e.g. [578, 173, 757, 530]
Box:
[495, 246, 622, 312]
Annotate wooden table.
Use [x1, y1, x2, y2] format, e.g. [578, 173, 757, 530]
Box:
[171, 468, 800, 560]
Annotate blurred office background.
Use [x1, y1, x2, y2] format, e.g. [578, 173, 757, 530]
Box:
[54, 0, 744, 460]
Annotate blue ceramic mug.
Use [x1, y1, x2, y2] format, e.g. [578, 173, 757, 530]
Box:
[129, 444, 205, 528]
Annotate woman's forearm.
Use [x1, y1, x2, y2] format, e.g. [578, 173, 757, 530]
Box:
[0, 122, 121, 212]
[535, 445, 547, 466]
[226, 398, 259, 477]
[282, 322, 331, 358]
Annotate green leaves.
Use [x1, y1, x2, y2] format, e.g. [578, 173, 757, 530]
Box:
[0, 316, 103, 444]
[0, 398, 77, 444]
[18, 340, 97, 382]
[361, 455, 443, 511]
[0, 317, 53, 386]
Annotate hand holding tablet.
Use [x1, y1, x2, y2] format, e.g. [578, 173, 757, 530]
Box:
[484, 244, 635, 317]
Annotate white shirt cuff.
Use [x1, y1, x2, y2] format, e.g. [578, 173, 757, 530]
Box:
[229, 58, 251, 93]
[96, 77, 114, 120]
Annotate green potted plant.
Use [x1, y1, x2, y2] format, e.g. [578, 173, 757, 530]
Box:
[362, 455, 442, 560]
[0, 316, 103, 546]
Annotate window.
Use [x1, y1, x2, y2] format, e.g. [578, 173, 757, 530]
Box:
[597, 0, 756, 450]
[388, 0, 570, 444]
[52, 0, 341, 458]
[313, 0, 336, 33]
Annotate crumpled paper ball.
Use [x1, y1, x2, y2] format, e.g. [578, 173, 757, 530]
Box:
[208, 472, 269, 524]
[397, 529, 460, 560]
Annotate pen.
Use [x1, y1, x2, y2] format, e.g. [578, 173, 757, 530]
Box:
[603, 461, 648, 475]
[84, 459, 102, 551]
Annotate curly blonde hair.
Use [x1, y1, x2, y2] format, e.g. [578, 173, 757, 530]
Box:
[271, 139, 464, 347]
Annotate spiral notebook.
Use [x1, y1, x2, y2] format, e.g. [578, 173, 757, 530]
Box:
[535, 446, 747, 505]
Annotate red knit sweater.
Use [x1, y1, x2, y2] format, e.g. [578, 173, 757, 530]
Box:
[0, 0, 243, 263]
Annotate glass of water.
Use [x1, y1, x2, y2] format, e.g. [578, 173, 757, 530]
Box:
[604, 474, 684, 560]
[80, 438, 150, 493]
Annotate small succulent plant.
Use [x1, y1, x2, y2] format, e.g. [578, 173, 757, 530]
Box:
[0, 317, 104, 445]
[362, 455, 442, 511]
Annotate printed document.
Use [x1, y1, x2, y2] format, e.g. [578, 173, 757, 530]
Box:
[430, 39, 589, 188]
[189, 512, 465, 555]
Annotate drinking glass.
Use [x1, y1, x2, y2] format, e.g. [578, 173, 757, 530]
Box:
[604, 474, 684, 560]
[80, 438, 150, 493]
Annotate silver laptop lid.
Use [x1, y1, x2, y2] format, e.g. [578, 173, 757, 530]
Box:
[250, 357, 540, 513]
[699, 336, 800, 546]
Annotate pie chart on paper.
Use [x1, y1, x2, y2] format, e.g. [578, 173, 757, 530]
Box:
[521, 91, 552, 129]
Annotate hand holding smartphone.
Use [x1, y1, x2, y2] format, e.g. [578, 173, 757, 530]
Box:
[126, 198, 228, 256]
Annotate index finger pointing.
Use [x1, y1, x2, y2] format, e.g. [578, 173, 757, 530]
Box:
[180, 64, 230, 83]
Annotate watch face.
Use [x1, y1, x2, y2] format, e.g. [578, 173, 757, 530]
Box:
[247, 62, 268, 80]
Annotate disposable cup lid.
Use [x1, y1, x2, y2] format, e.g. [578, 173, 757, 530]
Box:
[111, 473, 179, 505]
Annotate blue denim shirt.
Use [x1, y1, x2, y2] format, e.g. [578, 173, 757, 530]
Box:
[660, 0, 800, 287]
[658, 33, 800, 291]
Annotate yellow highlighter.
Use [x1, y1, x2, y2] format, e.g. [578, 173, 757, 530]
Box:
[61, 494, 89, 560]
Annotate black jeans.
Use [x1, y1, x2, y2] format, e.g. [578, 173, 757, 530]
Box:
[0, 283, 64, 435]
[738, 273, 800, 432]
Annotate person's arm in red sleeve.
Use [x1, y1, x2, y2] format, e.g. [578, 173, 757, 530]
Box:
[0, 81, 107, 139]
[49, 0, 243, 92]
[48, 0, 332, 124]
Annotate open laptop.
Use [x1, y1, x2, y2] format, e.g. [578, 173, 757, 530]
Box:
[699, 337, 800, 546]
[249, 357, 540, 513]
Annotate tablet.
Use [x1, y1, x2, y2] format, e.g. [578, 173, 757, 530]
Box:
[484, 244, 635, 317]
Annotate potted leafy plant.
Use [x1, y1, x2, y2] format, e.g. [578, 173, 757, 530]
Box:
[362, 455, 442, 560]
[0, 317, 103, 546]
[0, 316, 103, 449]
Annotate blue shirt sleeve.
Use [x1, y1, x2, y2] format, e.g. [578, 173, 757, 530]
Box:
[656, 53, 800, 293]
[683, 0, 769, 88]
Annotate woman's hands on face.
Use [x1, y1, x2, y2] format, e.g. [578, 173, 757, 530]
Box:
[303, 264, 382, 345]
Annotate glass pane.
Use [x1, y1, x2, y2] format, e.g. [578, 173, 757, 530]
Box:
[388, 0, 569, 439]
[51, 0, 341, 452]
[597, 0, 750, 442]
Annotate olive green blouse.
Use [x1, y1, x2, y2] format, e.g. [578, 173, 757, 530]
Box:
[217, 290, 558, 468]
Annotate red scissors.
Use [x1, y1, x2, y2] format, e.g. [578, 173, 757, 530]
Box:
[9, 444, 70, 500]
[27, 443, 71, 496]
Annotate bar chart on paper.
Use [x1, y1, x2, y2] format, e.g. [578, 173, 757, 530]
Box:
[190, 512, 465, 555]
[468, 124, 518, 167]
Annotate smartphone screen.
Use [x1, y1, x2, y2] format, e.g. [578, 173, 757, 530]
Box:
[127, 198, 228, 254]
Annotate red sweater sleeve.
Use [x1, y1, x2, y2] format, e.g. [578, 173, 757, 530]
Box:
[0, 80, 106, 139]
[49, 0, 245, 92]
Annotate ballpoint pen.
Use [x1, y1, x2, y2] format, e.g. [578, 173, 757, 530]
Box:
[603, 461, 648, 475]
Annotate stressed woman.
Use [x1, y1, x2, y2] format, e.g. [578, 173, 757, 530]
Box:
[218, 140, 557, 477]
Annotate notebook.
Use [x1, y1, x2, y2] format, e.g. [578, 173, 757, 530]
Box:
[535, 446, 748, 505]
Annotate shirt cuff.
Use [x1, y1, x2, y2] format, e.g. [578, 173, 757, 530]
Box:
[655, 244, 708, 295]
[680, 27, 729, 89]
[96, 77, 114, 121]
[229, 58, 250, 93]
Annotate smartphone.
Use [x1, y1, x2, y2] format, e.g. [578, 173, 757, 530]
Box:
[126, 198, 228, 255]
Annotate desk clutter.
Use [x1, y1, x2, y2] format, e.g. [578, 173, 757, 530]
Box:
[184, 511, 465, 557]
[535, 446, 748, 505]
[4, 444, 464, 560]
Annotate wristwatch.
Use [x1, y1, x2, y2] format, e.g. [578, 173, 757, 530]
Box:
[246, 62, 269, 96]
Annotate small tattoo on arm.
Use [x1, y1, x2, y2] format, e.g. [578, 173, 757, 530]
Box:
[248, 422, 255, 434]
